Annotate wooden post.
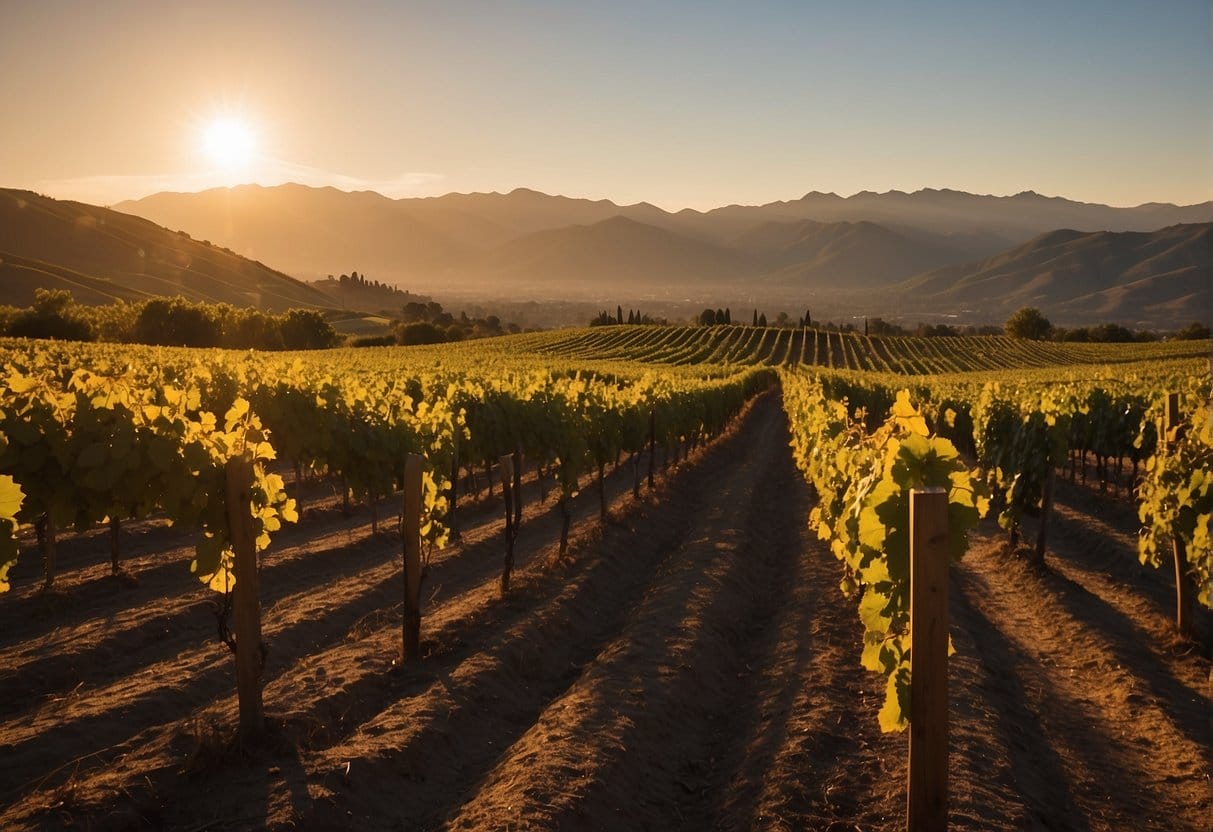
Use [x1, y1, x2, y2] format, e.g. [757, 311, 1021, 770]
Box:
[1164, 393, 1195, 638]
[513, 446, 523, 528]
[499, 454, 516, 594]
[448, 435, 460, 541]
[647, 410, 656, 489]
[39, 514, 56, 593]
[294, 461, 305, 517]
[401, 454, 423, 663]
[597, 461, 607, 525]
[908, 487, 949, 832]
[1033, 467, 1054, 566]
[225, 458, 264, 741]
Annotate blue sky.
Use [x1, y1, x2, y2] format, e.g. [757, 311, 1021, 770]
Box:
[1, 0, 1208, 207]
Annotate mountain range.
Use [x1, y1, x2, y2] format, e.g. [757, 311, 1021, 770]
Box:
[111, 183, 1210, 327]
[1, 184, 1207, 328]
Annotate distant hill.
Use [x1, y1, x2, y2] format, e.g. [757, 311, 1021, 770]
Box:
[104, 183, 1213, 327]
[677, 188, 1213, 243]
[112, 183, 470, 283]
[732, 219, 968, 288]
[0, 188, 333, 311]
[467, 215, 754, 290]
[900, 223, 1213, 326]
[115, 182, 1213, 288]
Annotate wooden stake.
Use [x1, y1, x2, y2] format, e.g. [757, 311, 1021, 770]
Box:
[225, 458, 264, 741]
[908, 487, 949, 832]
[294, 460, 305, 517]
[499, 454, 516, 594]
[448, 437, 460, 541]
[647, 410, 656, 489]
[1033, 467, 1054, 566]
[1164, 393, 1195, 638]
[401, 454, 423, 663]
[513, 446, 523, 528]
[39, 514, 56, 593]
[597, 461, 607, 525]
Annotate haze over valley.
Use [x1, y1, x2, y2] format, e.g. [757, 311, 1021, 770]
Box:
[41, 182, 1212, 329]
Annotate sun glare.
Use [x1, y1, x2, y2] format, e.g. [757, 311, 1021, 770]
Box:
[201, 117, 256, 170]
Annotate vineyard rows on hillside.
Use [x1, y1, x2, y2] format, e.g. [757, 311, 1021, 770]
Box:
[514, 323, 1211, 373]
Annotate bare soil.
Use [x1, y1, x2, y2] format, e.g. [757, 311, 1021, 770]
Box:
[0, 391, 1208, 831]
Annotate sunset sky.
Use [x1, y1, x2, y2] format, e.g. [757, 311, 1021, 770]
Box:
[2, 0, 1209, 210]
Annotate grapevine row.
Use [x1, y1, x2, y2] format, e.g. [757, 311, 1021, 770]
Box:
[525, 324, 1210, 373]
[780, 369, 987, 731]
[0, 337, 775, 595]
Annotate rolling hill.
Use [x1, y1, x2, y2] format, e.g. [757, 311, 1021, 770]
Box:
[109, 183, 470, 282]
[731, 219, 969, 288]
[899, 223, 1212, 325]
[13, 182, 1202, 328]
[466, 215, 754, 291]
[0, 188, 333, 311]
[115, 185, 1213, 299]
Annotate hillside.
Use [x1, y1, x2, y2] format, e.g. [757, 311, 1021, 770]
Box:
[732, 219, 968, 288]
[0, 189, 332, 312]
[691, 188, 1213, 242]
[468, 215, 753, 291]
[900, 223, 1213, 325]
[108, 183, 1213, 326]
[110, 183, 469, 282]
[116, 184, 1213, 285]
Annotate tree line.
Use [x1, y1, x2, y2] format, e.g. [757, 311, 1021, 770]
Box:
[0, 290, 339, 350]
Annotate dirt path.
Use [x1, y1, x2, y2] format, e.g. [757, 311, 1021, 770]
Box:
[443, 391, 902, 832]
[947, 484, 1211, 831]
[1, 389, 1209, 831]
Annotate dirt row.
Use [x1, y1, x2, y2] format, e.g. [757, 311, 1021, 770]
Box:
[0, 389, 1209, 830]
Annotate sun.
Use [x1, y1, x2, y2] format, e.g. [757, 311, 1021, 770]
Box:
[201, 117, 257, 170]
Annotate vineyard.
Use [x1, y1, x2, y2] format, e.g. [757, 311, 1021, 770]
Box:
[0, 327, 1209, 831]
[515, 323, 1211, 373]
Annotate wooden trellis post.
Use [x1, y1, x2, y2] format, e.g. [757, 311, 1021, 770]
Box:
[908, 487, 949, 832]
[499, 454, 517, 594]
[448, 436, 461, 541]
[225, 457, 264, 741]
[647, 410, 656, 489]
[401, 453, 424, 663]
[1164, 393, 1195, 638]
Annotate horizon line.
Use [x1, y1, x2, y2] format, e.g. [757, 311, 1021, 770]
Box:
[94, 180, 1213, 214]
